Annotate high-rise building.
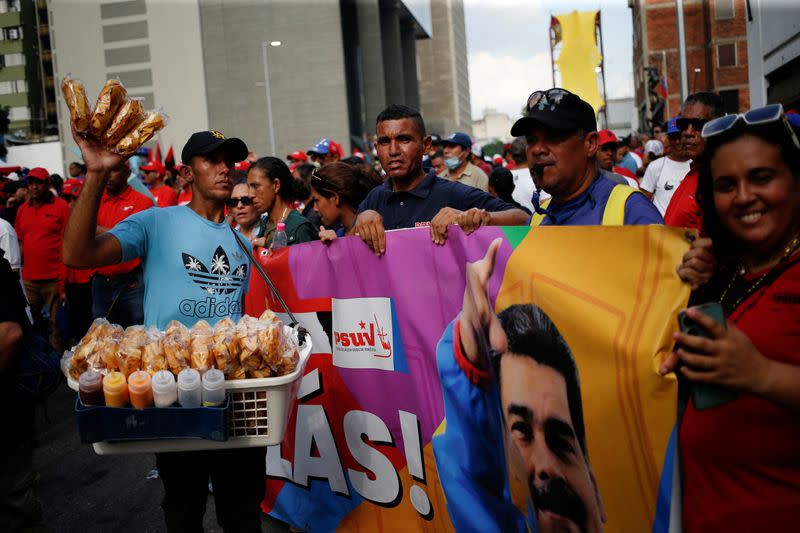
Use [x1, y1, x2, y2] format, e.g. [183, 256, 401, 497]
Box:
[746, 2, 800, 109]
[49, 0, 468, 168]
[0, 0, 57, 139]
[630, 0, 749, 133]
[416, 0, 471, 137]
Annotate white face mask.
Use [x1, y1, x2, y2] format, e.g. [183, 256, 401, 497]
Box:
[444, 156, 462, 170]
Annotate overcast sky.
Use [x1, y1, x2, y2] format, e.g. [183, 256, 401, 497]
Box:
[464, 0, 634, 121]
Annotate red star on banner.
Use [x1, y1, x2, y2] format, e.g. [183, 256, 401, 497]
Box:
[359, 320, 366, 330]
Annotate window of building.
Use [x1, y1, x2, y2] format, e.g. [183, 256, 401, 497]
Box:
[0, 0, 19, 14]
[720, 89, 739, 114]
[0, 81, 12, 95]
[717, 43, 736, 68]
[4, 27, 20, 40]
[9, 106, 30, 121]
[715, 0, 735, 20]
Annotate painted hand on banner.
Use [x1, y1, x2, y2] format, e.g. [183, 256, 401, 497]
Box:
[318, 226, 338, 245]
[71, 122, 127, 175]
[676, 236, 716, 290]
[430, 207, 462, 245]
[459, 237, 507, 368]
[457, 208, 491, 235]
[354, 210, 385, 256]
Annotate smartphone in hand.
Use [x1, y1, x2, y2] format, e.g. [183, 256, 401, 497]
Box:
[677, 302, 738, 410]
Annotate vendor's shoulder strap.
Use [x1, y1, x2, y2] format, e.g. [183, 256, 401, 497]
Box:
[529, 198, 552, 227]
[601, 184, 637, 226]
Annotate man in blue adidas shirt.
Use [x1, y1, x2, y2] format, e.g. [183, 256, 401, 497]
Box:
[510, 88, 663, 227]
[63, 125, 263, 532]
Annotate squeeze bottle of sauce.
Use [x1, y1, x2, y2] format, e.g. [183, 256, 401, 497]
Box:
[201, 369, 226, 406]
[79, 370, 105, 406]
[152, 370, 178, 407]
[177, 368, 201, 408]
[128, 370, 154, 409]
[103, 371, 129, 407]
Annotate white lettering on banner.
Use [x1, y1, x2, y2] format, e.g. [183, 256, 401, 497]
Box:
[332, 297, 395, 370]
[344, 411, 400, 505]
[292, 405, 350, 495]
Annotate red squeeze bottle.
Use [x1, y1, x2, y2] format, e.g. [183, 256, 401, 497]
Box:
[79, 370, 105, 406]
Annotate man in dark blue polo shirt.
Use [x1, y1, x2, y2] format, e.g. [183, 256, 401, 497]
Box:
[355, 104, 529, 255]
[510, 88, 663, 227]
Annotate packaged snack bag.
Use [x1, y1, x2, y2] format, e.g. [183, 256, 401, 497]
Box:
[141, 327, 166, 375]
[61, 74, 92, 132]
[103, 97, 145, 147]
[163, 320, 190, 374]
[89, 78, 127, 137]
[115, 110, 168, 156]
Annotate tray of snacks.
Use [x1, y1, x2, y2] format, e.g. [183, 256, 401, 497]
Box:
[62, 310, 312, 454]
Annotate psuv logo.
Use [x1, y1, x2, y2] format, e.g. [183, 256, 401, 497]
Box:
[332, 297, 404, 371]
[179, 246, 248, 320]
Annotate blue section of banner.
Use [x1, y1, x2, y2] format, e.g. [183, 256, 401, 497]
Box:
[269, 476, 365, 531]
[389, 299, 409, 374]
[652, 424, 677, 533]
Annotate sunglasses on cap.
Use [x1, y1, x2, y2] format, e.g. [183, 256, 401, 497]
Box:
[525, 88, 581, 114]
[675, 117, 709, 133]
[225, 196, 254, 208]
[701, 103, 800, 150]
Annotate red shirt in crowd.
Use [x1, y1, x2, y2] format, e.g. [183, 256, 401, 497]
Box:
[66, 266, 93, 285]
[613, 165, 638, 182]
[178, 187, 192, 206]
[663, 165, 702, 231]
[95, 185, 153, 278]
[152, 184, 178, 207]
[680, 257, 800, 532]
[14, 193, 70, 282]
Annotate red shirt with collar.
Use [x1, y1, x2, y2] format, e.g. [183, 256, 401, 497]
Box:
[152, 184, 178, 207]
[664, 164, 702, 231]
[14, 194, 70, 281]
[95, 185, 153, 277]
[178, 187, 192, 206]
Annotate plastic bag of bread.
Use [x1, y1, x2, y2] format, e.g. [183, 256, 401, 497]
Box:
[236, 315, 264, 372]
[115, 109, 168, 156]
[258, 322, 283, 369]
[258, 309, 281, 325]
[103, 97, 144, 148]
[96, 324, 124, 371]
[163, 320, 190, 374]
[141, 327, 166, 375]
[61, 74, 92, 132]
[117, 325, 148, 376]
[89, 78, 127, 137]
[68, 318, 111, 379]
[189, 320, 214, 372]
[212, 318, 237, 375]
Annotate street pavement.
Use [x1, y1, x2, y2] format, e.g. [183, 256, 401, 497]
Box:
[33, 383, 290, 533]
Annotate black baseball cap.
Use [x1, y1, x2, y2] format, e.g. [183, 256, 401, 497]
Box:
[510, 88, 597, 137]
[180, 130, 248, 165]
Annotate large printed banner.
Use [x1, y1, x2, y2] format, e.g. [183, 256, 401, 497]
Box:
[247, 226, 690, 532]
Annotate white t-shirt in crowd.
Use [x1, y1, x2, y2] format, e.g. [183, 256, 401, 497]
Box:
[510, 167, 550, 212]
[640, 156, 692, 216]
[0, 217, 21, 271]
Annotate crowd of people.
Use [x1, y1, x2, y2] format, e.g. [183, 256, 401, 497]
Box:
[0, 84, 798, 532]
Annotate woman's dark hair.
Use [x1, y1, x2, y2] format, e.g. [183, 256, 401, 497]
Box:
[249, 156, 294, 202]
[311, 161, 382, 209]
[697, 120, 800, 264]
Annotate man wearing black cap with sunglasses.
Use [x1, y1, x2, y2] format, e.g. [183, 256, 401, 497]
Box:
[510, 88, 662, 227]
[63, 127, 266, 532]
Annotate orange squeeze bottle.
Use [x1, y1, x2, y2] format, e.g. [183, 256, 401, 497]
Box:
[128, 370, 154, 409]
[103, 371, 129, 407]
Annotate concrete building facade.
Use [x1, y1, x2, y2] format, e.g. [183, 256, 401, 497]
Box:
[416, 0, 471, 137]
[471, 108, 513, 144]
[50, 0, 449, 170]
[630, 0, 749, 133]
[746, 1, 800, 109]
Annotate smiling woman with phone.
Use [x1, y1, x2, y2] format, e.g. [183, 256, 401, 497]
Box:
[665, 104, 800, 531]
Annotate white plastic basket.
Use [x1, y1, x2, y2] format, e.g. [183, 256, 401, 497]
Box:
[67, 325, 312, 455]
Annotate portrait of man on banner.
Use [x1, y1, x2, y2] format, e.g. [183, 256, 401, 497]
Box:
[434, 238, 606, 533]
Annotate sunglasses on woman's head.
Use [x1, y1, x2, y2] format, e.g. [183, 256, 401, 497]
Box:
[701, 103, 800, 150]
[311, 170, 337, 191]
[225, 196, 253, 208]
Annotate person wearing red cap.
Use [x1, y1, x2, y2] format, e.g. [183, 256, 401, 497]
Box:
[92, 162, 154, 327]
[14, 167, 70, 350]
[141, 160, 178, 208]
[287, 150, 308, 165]
[596, 129, 639, 189]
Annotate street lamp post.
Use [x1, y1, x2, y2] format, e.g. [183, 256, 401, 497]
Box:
[260, 40, 281, 156]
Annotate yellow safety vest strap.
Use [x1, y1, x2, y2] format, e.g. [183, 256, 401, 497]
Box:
[529, 184, 637, 227]
[529, 198, 552, 227]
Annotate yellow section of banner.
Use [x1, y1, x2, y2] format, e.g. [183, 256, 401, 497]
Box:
[555, 10, 604, 117]
[495, 226, 690, 532]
